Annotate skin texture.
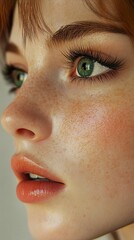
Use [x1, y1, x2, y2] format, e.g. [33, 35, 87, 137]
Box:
[1, 0, 134, 240]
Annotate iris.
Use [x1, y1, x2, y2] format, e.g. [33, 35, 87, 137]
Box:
[12, 69, 27, 88]
[77, 57, 94, 77]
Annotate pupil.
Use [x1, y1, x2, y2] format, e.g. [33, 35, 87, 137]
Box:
[82, 62, 90, 71]
[17, 74, 20, 81]
[83, 63, 87, 70]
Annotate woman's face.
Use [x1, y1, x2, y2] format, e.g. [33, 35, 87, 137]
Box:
[1, 0, 134, 240]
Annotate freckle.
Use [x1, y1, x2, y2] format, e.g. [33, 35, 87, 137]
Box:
[86, 164, 90, 170]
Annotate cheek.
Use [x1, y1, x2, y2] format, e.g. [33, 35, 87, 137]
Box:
[61, 100, 134, 198]
[97, 107, 134, 197]
[62, 101, 133, 151]
[95, 107, 134, 152]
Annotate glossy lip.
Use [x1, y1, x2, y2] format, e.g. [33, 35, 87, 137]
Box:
[11, 154, 65, 203]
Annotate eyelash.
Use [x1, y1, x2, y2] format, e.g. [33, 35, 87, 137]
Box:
[2, 47, 125, 93]
[63, 47, 125, 85]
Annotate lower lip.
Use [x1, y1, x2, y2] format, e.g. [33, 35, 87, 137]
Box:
[17, 180, 65, 203]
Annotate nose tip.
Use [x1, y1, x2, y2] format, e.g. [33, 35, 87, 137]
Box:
[1, 103, 52, 143]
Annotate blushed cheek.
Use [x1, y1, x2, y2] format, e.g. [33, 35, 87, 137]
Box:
[86, 105, 133, 195]
[95, 107, 132, 147]
[71, 101, 134, 151]
[64, 101, 134, 197]
[61, 98, 134, 165]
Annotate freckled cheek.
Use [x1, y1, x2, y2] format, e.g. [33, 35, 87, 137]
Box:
[67, 104, 133, 151]
[63, 111, 132, 205]
[62, 104, 134, 189]
[93, 108, 134, 154]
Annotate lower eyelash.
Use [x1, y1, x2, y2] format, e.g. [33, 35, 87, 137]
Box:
[71, 69, 119, 87]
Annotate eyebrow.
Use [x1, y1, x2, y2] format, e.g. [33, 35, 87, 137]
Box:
[6, 21, 126, 54]
[50, 21, 126, 46]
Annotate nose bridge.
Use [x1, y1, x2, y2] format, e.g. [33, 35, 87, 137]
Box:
[1, 80, 53, 142]
[22, 70, 58, 111]
[24, 70, 61, 118]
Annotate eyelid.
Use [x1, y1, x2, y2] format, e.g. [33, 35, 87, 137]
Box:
[6, 60, 28, 72]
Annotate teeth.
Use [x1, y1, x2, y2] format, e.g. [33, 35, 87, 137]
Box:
[29, 173, 44, 179]
[28, 173, 52, 181]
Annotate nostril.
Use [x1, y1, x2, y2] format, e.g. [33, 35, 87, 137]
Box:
[16, 128, 35, 139]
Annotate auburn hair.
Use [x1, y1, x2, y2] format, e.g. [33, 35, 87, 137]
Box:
[85, 0, 134, 39]
[0, 0, 134, 45]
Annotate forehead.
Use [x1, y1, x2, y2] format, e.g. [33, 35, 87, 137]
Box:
[40, 0, 98, 30]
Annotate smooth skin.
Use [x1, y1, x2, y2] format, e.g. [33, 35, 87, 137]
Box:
[1, 0, 134, 240]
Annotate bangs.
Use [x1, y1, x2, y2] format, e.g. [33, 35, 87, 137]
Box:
[85, 0, 134, 39]
[0, 1, 14, 35]
[17, 0, 52, 42]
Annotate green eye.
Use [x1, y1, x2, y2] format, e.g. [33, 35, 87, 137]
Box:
[76, 57, 94, 78]
[12, 69, 27, 88]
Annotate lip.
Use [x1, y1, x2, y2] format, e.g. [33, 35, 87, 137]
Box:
[11, 154, 65, 203]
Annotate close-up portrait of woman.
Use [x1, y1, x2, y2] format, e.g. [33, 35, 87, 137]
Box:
[0, 0, 134, 240]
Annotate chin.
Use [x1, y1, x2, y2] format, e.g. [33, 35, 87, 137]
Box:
[25, 194, 134, 240]
[26, 209, 131, 240]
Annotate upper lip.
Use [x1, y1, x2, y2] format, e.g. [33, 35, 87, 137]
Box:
[11, 153, 64, 184]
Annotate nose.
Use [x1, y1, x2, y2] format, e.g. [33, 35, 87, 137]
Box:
[1, 97, 52, 142]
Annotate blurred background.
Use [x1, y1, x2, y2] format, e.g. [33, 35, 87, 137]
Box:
[0, 72, 32, 240]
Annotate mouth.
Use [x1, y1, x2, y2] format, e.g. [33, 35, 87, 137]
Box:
[11, 154, 65, 203]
